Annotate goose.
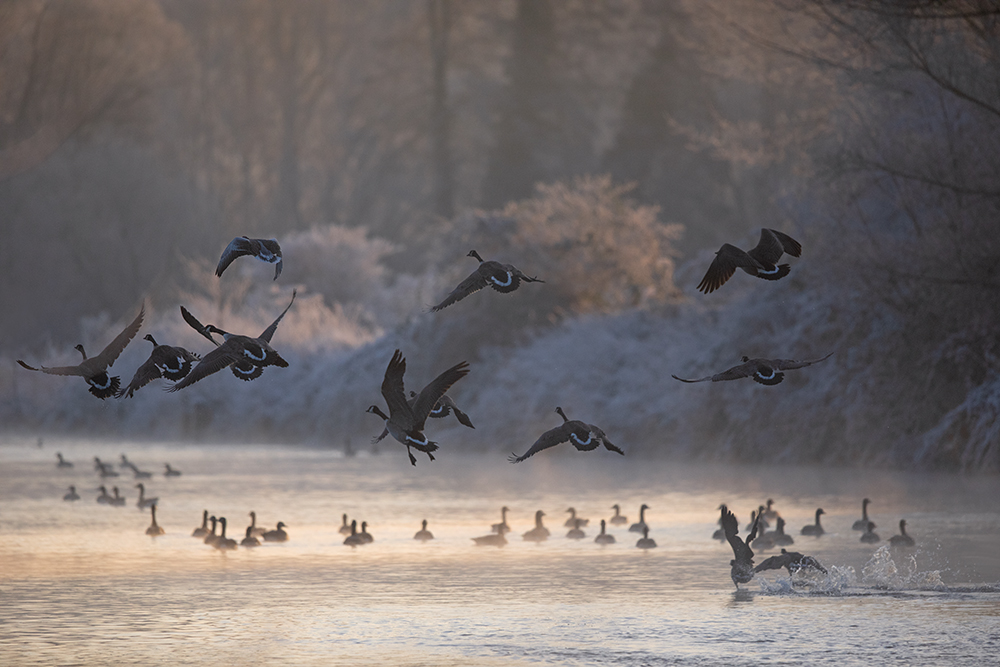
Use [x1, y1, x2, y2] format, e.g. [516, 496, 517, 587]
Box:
[672, 352, 833, 386]
[128, 462, 152, 479]
[414, 519, 434, 541]
[338, 513, 352, 536]
[241, 526, 261, 547]
[696, 228, 802, 294]
[359, 521, 373, 544]
[636, 527, 657, 549]
[17, 304, 145, 399]
[366, 349, 470, 466]
[63, 486, 80, 501]
[754, 548, 827, 576]
[164, 464, 182, 477]
[262, 521, 288, 542]
[566, 519, 586, 540]
[509, 407, 624, 463]
[117, 334, 200, 398]
[216, 236, 283, 280]
[135, 483, 158, 510]
[119, 454, 132, 469]
[408, 390, 475, 428]
[888, 519, 915, 548]
[248, 511, 266, 538]
[110, 487, 127, 506]
[594, 519, 615, 545]
[214, 517, 238, 550]
[852, 498, 872, 531]
[344, 520, 365, 546]
[56, 453, 73, 468]
[431, 250, 544, 312]
[170, 292, 296, 391]
[204, 516, 220, 546]
[96, 485, 112, 504]
[522, 510, 549, 542]
[473, 525, 508, 547]
[629, 504, 650, 533]
[721, 504, 760, 588]
[564, 507, 589, 528]
[491, 507, 510, 534]
[192, 510, 210, 538]
[757, 516, 794, 548]
[609, 504, 628, 525]
[800, 508, 825, 536]
[762, 499, 779, 522]
[145, 504, 165, 536]
[746, 510, 770, 533]
[95, 457, 119, 477]
[860, 521, 880, 544]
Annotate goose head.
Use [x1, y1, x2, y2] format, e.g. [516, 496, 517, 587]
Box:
[555, 406, 569, 422]
[766, 499, 774, 510]
[467, 249, 484, 263]
[361, 521, 368, 532]
[135, 483, 145, 492]
[250, 511, 257, 523]
[741, 355, 750, 363]
[144, 334, 158, 347]
[276, 522, 286, 530]
[205, 325, 232, 340]
[600, 519, 606, 532]
[366, 405, 389, 420]
[422, 519, 428, 529]
[816, 508, 825, 518]
[75, 344, 87, 359]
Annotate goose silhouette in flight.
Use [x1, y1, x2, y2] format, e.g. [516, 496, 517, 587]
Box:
[508, 407, 624, 463]
[697, 228, 801, 294]
[431, 250, 543, 311]
[216, 236, 282, 280]
[672, 352, 833, 386]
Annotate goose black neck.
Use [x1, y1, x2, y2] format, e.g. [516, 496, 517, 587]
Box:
[555, 407, 569, 422]
[468, 250, 484, 263]
[145, 334, 158, 347]
[75, 345, 87, 359]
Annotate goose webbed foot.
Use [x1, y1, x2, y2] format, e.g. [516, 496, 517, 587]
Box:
[406, 447, 417, 466]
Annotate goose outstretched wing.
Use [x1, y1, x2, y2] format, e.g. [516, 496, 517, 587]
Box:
[411, 360, 471, 428]
[671, 360, 756, 383]
[17, 360, 85, 377]
[90, 304, 145, 370]
[215, 237, 253, 278]
[508, 424, 573, 463]
[697, 245, 764, 294]
[180, 306, 219, 345]
[721, 505, 755, 563]
[430, 269, 489, 311]
[380, 350, 416, 424]
[770, 351, 834, 370]
[258, 290, 296, 343]
[166, 342, 242, 392]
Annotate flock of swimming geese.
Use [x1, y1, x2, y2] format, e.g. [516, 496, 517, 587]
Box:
[33, 229, 850, 584]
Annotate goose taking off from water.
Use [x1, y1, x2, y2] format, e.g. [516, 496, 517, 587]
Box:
[216, 236, 283, 280]
[522, 510, 550, 542]
[241, 526, 261, 547]
[145, 505, 165, 536]
[170, 292, 296, 391]
[117, 334, 200, 398]
[595, 519, 615, 545]
[889, 520, 915, 548]
[63, 486, 80, 501]
[367, 349, 470, 466]
[56, 453, 73, 468]
[636, 527, 657, 549]
[431, 250, 544, 312]
[721, 504, 759, 588]
[17, 304, 145, 399]
[262, 522, 288, 543]
[754, 548, 826, 576]
[508, 407, 624, 463]
[414, 520, 434, 541]
[860, 521, 880, 544]
[609, 504, 628, 525]
[192, 510, 210, 538]
[800, 508, 825, 536]
[672, 352, 833, 387]
[408, 390, 475, 428]
[135, 483, 158, 510]
[852, 498, 872, 531]
[696, 228, 802, 294]
[629, 505, 650, 534]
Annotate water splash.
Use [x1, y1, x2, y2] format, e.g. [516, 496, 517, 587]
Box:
[862, 546, 945, 590]
[755, 564, 857, 595]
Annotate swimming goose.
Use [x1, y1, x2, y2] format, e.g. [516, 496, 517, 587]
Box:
[566, 519, 586, 540]
[852, 498, 872, 531]
[696, 228, 802, 294]
[214, 517, 238, 550]
[636, 527, 657, 549]
[609, 504, 628, 525]
[127, 462, 152, 479]
[431, 250, 544, 312]
[95, 457, 118, 477]
[192, 510, 210, 537]
[216, 236, 283, 280]
[888, 519, 915, 548]
[169, 292, 296, 391]
[756, 516, 794, 549]
[96, 486, 112, 504]
[672, 352, 833, 386]
[629, 504, 650, 533]
[359, 521, 374, 544]
[204, 516, 220, 546]
[135, 483, 158, 509]
[164, 464, 182, 477]
[800, 508, 825, 536]
[145, 504, 165, 536]
[17, 304, 145, 399]
[522, 510, 550, 542]
[56, 453, 73, 468]
[491, 507, 510, 534]
[366, 349, 470, 466]
[509, 407, 624, 463]
[344, 520, 365, 546]
[117, 334, 200, 398]
[860, 521, 880, 544]
[63, 486, 80, 501]
[721, 504, 759, 588]
[473, 525, 508, 546]
[754, 548, 827, 576]
[110, 487, 127, 506]
[408, 390, 475, 428]
[414, 519, 434, 541]
[248, 511, 266, 538]
[564, 507, 589, 528]
[338, 513, 352, 535]
[762, 499, 779, 522]
[119, 454, 132, 469]
[241, 526, 261, 547]
[262, 521, 288, 542]
[595, 519, 616, 544]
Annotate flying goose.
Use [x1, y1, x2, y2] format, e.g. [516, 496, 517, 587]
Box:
[338, 513, 352, 535]
[110, 487, 127, 506]
[344, 520, 365, 546]
[672, 352, 833, 386]
[508, 407, 624, 463]
[721, 504, 760, 588]
[696, 228, 802, 294]
[636, 527, 657, 549]
[472, 525, 508, 547]
[366, 349, 470, 466]
[63, 486, 80, 501]
[431, 250, 544, 311]
[888, 520, 915, 548]
[117, 334, 200, 398]
[214, 517, 238, 550]
[414, 519, 434, 541]
[145, 504, 165, 536]
[135, 483, 158, 510]
[522, 510, 549, 542]
[594, 519, 615, 544]
[216, 236, 283, 280]
[17, 304, 145, 399]
[408, 390, 475, 429]
[754, 548, 826, 576]
[491, 507, 510, 534]
[192, 510, 210, 538]
[860, 521, 880, 544]
[170, 292, 296, 391]
[241, 526, 261, 547]
[629, 504, 650, 534]
[56, 453, 73, 468]
[248, 511, 266, 538]
[164, 463, 182, 477]
[800, 508, 825, 536]
[564, 507, 589, 528]
[566, 519, 586, 540]
[609, 504, 628, 525]
[262, 521, 288, 542]
[852, 498, 872, 531]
